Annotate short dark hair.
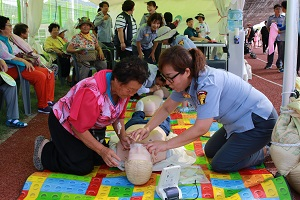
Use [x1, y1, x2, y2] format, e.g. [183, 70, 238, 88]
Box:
[274, 4, 282, 9]
[48, 23, 60, 33]
[112, 56, 149, 85]
[186, 18, 193, 23]
[281, 1, 287, 9]
[147, 1, 157, 9]
[164, 12, 173, 23]
[13, 23, 28, 36]
[147, 13, 162, 26]
[0, 15, 9, 30]
[100, 1, 109, 8]
[122, 0, 135, 12]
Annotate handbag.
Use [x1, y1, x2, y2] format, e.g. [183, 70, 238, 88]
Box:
[15, 52, 40, 66]
[75, 49, 98, 62]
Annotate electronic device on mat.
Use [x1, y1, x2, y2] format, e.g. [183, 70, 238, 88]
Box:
[156, 165, 182, 200]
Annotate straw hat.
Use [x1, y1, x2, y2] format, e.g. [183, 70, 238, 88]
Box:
[154, 26, 177, 42]
[195, 13, 205, 20]
[75, 17, 94, 29]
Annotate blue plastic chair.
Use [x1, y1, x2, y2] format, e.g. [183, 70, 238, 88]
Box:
[5, 60, 31, 116]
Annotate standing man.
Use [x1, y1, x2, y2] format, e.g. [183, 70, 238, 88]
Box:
[113, 0, 137, 60]
[94, 1, 114, 69]
[260, 21, 269, 54]
[264, 4, 285, 72]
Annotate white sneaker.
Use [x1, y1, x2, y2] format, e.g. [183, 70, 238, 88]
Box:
[135, 100, 144, 111]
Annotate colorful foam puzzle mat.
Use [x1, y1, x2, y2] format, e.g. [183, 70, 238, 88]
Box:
[18, 102, 292, 199]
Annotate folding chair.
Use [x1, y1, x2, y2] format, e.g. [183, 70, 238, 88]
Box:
[99, 42, 116, 69]
[4, 60, 31, 116]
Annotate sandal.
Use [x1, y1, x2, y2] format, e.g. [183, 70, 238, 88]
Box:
[6, 119, 28, 128]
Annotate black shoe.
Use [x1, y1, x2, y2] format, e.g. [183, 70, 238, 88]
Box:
[264, 65, 272, 69]
[38, 106, 52, 114]
[47, 101, 55, 107]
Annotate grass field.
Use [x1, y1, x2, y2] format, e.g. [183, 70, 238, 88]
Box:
[0, 79, 71, 141]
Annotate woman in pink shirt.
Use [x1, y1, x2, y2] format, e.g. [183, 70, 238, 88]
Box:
[33, 56, 150, 175]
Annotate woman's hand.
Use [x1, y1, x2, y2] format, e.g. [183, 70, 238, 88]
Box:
[121, 42, 126, 51]
[129, 127, 150, 142]
[0, 59, 8, 72]
[144, 140, 168, 156]
[99, 51, 105, 60]
[149, 52, 156, 63]
[138, 53, 143, 60]
[119, 133, 131, 150]
[98, 146, 121, 167]
[23, 60, 35, 72]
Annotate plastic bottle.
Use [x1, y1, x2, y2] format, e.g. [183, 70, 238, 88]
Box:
[227, 9, 243, 32]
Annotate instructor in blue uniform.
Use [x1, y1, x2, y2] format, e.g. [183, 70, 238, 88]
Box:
[130, 45, 278, 173]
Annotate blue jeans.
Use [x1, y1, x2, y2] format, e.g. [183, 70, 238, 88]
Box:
[204, 108, 278, 172]
[125, 111, 170, 135]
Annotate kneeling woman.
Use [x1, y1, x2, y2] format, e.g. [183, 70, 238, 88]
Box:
[33, 56, 149, 175]
[131, 46, 278, 173]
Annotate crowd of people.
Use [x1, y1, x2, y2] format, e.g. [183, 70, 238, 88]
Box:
[0, 0, 283, 183]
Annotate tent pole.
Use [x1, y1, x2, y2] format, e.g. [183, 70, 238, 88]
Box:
[281, 0, 299, 107]
[17, 0, 21, 23]
[58, 5, 62, 26]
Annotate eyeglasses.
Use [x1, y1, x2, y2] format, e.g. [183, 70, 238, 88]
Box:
[161, 72, 181, 83]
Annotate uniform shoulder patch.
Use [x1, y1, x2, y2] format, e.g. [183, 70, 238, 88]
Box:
[178, 40, 184, 46]
[197, 90, 207, 105]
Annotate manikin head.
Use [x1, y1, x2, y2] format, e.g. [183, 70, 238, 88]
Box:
[125, 143, 153, 185]
[116, 125, 167, 185]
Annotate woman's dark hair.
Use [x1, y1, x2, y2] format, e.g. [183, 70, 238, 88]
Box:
[0, 16, 9, 30]
[122, 0, 135, 12]
[146, 13, 162, 26]
[48, 23, 60, 33]
[158, 46, 206, 78]
[112, 56, 149, 85]
[274, 4, 282, 9]
[13, 23, 28, 36]
[281, 1, 287, 9]
[147, 1, 157, 9]
[164, 12, 173, 23]
[100, 1, 109, 8]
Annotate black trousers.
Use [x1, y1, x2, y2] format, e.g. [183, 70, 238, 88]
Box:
[42, 111, 107, 175]
[262, 38, 268, 53]
[54, 55, 71, 78]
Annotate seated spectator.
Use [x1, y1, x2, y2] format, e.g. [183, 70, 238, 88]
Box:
[184, 18, 208, 42]
[44, 23, 71, 80]
[132, 13, 162, 64]
[0, 15, 55, 114]
[58, 29, 68, 43]
[0, 58, 27, 128]
[13, 23, 58, 76]
[67, 17, 107, 81]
